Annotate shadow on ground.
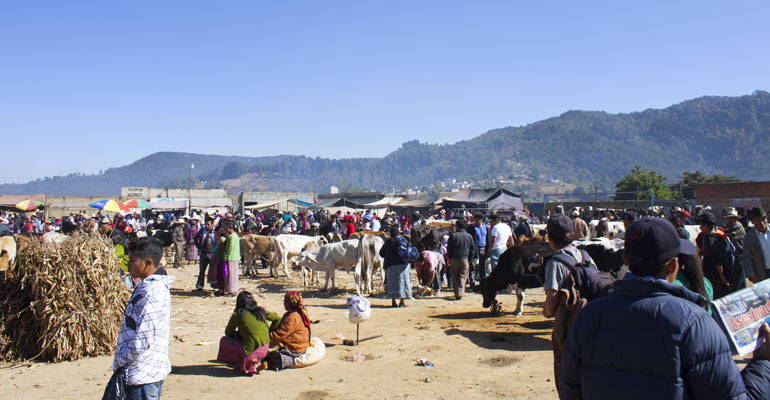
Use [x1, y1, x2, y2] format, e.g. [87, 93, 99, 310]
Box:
[171, 363, 241, 378]
[444, 328, 552, 351]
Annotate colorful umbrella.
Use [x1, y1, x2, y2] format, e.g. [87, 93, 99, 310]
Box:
[124, 199, 152, 209]
[15, 200, 45, 211]
[90, 199, 130, 212]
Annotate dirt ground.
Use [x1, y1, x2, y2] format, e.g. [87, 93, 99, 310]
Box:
[0, 260, 558, 400]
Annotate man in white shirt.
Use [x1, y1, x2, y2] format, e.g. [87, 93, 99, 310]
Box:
[486, 214, 512, 271]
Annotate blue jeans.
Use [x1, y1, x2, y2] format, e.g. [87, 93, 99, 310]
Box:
[127, 380, 164, 400]
[489, 248, 505, 271]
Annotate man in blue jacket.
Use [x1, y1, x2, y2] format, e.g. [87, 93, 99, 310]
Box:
[560, 217, 770, 399]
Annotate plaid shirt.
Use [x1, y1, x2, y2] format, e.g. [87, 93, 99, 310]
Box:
[113, 274, 175, 385]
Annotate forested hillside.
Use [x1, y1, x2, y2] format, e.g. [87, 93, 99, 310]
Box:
[2, 91, 768, 196]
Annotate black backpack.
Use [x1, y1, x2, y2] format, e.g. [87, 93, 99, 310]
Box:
[551, 249, 615, 302]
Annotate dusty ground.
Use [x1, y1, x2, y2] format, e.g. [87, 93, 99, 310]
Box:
[0, 260, 557, 400]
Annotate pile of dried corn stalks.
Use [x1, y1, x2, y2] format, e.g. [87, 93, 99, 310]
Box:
[0, 233, 130, 362]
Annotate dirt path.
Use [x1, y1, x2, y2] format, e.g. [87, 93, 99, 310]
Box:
[0, 262, 558, 399]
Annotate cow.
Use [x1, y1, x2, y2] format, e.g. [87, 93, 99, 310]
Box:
[294, 239, 365, 294]
[683, 225, 701, 245]
[239, 234, 275, 276]
[476, 242, 554, 316]
[411, 224, 452, 252]
[1, 236, 16, 276]
[573, 238, 626, 276]
[588, 220, 625, 239]
[359, 233, 385, 294]
[272, 234, 324, 277]
[477, 239, 626, 316]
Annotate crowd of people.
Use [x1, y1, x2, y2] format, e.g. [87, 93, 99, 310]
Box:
[5, 201, 770, 399]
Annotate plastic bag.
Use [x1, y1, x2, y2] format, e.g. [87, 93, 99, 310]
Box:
[347, 296, 371, 324]
[101, 367, 127, 400]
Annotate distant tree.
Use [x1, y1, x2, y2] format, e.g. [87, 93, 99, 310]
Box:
[615, 166, 676, 200]
[673, 170, 744, 199]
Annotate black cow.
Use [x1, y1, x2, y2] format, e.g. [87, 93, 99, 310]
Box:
[576, 240, 625, 277]
[476, 242, 554, 316]
[411, 224, 452, 252]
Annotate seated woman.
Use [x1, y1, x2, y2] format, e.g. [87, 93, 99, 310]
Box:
[217, 291, 281, 375]
[267, 291, 311, 370]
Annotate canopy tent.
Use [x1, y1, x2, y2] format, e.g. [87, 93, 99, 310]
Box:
[243, 198, 311, 213]
[363, 196, 404, 207]
[436, 188, 524, 211]
[149, 200, 188, 210]
[309, 198, 369, 210]
[389, 198, 434, 215]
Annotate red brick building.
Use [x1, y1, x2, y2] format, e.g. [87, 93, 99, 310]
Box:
[695, 181, 770, 215]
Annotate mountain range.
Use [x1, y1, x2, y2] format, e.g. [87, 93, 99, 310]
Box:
[2, 90, 768, 197]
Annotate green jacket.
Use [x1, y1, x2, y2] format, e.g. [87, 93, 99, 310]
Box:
[225, 232, 240, 261]
[225, 311, 281, 354]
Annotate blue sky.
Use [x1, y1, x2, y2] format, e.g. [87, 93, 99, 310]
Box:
[1, 2, 768, 184]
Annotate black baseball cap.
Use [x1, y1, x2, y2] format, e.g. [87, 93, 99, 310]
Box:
[624, 217, 696, 265]
[547, 214, 573, 241]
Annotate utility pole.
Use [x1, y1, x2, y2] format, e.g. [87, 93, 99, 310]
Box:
[188, 163, 194, 215]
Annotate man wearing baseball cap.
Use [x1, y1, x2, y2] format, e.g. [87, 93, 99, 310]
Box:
[560, 217, 770, 399]
[542, 214, 597, 389]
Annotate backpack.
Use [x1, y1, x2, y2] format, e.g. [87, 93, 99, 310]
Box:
[551, 249, 615, 302]
[396, 236, 420, 263]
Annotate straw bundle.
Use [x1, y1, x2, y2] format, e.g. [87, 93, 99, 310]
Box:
[0, 233, 131, 362]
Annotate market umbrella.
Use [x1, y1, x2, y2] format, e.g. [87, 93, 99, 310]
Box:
[15, 200, 45, 211]
[90, 199, 130, 213]
[124, 199, 152, 209]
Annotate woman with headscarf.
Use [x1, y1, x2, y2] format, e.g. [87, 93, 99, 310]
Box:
[380, 226, 413, 307]
[217, 291, 281, 375]
[267, 291, 311, 370]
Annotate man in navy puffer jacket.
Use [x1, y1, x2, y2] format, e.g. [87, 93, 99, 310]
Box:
[560, 217, 770, 399]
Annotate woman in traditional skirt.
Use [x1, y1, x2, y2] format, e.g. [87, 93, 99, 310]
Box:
[222, 221, 240, 296]
[267, 291, 311, 370]
[212, 229, 227, 294]
[217, 291, 281, 375]
[184, 215, 201, 262]
[380, 226, 412, 307]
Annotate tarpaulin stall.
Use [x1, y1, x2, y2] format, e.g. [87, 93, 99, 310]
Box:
[436, 188, 524, 211]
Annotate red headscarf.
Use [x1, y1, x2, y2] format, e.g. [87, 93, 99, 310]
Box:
[285, 291, 310, 328]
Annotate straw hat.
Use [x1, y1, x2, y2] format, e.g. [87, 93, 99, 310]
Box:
[722, 207, 739, 217]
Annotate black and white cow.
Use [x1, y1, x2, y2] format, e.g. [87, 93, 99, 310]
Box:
[476, 242, 554, 316]
[477, 239, 625, 316]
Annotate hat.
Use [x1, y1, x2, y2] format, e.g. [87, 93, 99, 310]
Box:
[100, 217, 111, 225]
[191, 215, 202, 221]
[176, 218, 186, 224]
[722, 207, 739, 218]
[546, 214, 573, 241]
[674, 206, 683, 212]
[440, 210, 446, 214]
[622, 211, 636, 221]
[624, 217, 696, 266]
[749, 207, 767, 219]
[570, 209, 580, 217]
[225, 213, 233, 218]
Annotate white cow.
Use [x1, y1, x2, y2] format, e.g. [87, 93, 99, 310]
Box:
[359, 233, 385, 294]
[588, 220, 625, 239]
[683, 225, 701, 245]
[272, 234, 323, 277]
[295, 239, 365, 294]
